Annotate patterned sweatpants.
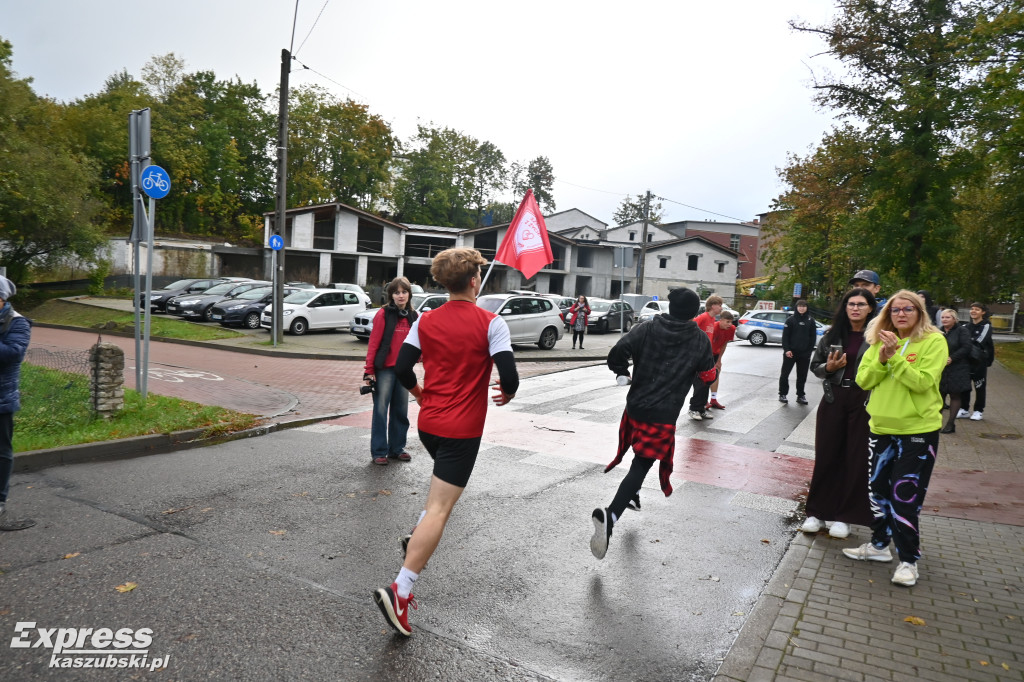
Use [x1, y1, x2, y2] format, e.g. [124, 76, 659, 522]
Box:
[867, 431, 939, 564]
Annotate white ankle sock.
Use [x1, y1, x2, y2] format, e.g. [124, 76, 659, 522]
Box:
[395, 567, 419, 598]
[710, 392, 718, 400]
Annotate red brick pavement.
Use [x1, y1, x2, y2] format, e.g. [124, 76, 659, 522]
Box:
[29, 327, 599, 420]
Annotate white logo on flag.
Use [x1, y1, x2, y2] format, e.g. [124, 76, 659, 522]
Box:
[514, 212, 544, 256]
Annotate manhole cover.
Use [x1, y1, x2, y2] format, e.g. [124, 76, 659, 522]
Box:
[978, 433, 1021, 440]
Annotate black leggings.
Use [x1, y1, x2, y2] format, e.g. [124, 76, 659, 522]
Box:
[573, 330, 585, 346]
[609, 456, 655, 519]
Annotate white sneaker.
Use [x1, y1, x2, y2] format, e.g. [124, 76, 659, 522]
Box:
[956, 409, 970, 419]
[970, 411, 983, 421]
[891, 561, 919, 587]
[828, 521, 851, 539]
[689, 410, 703, 421]
[842, 543, 893, 562]
[800, 516, 823, 533]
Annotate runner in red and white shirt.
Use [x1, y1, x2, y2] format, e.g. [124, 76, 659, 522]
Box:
[706, 310, 736, 409]
[373, 248, 519, 637]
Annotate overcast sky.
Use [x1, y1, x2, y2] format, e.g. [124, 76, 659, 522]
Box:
[5, 0, 841, 226]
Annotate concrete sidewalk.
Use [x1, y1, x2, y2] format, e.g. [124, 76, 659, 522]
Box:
[715, 359, 1024, 682]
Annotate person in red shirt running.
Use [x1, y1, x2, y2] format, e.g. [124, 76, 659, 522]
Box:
[706, 310, 735, 409]
[373, 248, 519, 637]
[688, 295, 723, 421]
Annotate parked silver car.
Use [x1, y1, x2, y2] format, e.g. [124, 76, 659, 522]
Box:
[636, 299, 670, 323]
[476, 293, 563, 350]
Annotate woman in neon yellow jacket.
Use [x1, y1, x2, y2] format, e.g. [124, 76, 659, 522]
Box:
[844, 290, 947, 588]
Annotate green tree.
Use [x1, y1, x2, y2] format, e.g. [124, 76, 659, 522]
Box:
[287, 85, 395, 210]
[788, 0, 971, 288]
[392, 124, 506, 228]
[0, 38, 106, 283]
[514, 155, 556, 212]
[612, 193, 664, 226]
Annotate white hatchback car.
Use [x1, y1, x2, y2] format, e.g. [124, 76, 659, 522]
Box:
[476, 293, 564, 350]
[349, 293, 450, 341]
[260, 288, 366, 335]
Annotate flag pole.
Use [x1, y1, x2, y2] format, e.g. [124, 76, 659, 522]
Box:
[478, 260, 499, 297]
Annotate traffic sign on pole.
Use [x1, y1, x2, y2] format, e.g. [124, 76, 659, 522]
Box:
[140, 165, 171, 199]
[270, 234, 284, 251]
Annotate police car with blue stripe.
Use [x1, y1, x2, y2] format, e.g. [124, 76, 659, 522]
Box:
[735, 310, 828, 346]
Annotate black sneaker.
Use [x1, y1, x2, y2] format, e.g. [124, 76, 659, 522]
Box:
[400, 534, 412, 558]
[626, 493, 641, 512]
[590, 507, 613, 559]
[779, 394, 788, 404]
[796, 395, 808, 405]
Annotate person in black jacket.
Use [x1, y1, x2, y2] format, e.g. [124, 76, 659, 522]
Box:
[590, 287, 714, 560]
[0, 276, 35, 531]
[938, 309, 971, 433]
[778, 299, 818, 405]
[958, 302, 996, 421]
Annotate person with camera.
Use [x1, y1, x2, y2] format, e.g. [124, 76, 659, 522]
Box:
[957, 302, 995, 421]
[363, 277, 418, 466]
[373, 248, 518, 637]
[800, 287, 876, 540]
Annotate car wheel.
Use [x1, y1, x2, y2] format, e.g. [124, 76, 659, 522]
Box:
[598, 319, 608, 333]
[623, 318, 633, 332]
[202, 306, 215, 322]
[749, 330, 767, 346]
[537, 327, 558, 350]
[244, 312, 261, 329]
[290, 318, 308, 335]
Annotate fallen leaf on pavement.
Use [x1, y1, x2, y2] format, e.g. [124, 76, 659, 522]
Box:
[761, 539, 771, 544]
[269, 530, 286, 535]
[1003, 663, 1011, 671]
[63, 553, 80, 560]
[115, 582, 138, 593]
[980, 661, 989, 666]
[904, 616, 925, 626]
[162, 506, 193, 515]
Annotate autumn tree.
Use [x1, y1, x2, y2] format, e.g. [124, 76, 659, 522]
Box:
[0, 38, 106, 283]
[612, 193, 664, 226]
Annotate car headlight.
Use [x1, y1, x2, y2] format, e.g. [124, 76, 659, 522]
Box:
[228, 304, 246, 310]
[150, 295, 163, 300]
[180, 299, 199, 305]
[283, 309, 294, 316]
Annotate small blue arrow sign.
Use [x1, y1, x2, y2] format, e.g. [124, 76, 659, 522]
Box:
[140, 165, 171, 199]
[269, 234, 284, 251]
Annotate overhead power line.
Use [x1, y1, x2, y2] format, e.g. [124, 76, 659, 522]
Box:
[294, 0, 331, 58]
[291, 58, 369, 101]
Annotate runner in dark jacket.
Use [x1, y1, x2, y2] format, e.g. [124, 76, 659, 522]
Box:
[590, 287, 714, 559]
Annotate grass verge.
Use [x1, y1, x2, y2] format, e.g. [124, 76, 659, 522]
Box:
[28, 299, 247, 342]
[13, 363, 260, 452]
[995, 341, 1024, 378]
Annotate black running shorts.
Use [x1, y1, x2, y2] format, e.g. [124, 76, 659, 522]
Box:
[417, 430, 481, 488]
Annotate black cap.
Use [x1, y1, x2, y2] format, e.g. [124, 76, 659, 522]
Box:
[668, 288, 700, 321]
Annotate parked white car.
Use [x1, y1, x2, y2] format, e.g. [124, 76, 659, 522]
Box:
[476, 293, 563, 350]
[636, 300, 670, 323]
[260, 288, 366, 335]
[349, 293, 450, 341]
[331, 283, 372, 308]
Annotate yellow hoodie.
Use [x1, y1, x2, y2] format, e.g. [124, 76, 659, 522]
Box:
[856, 332, 947, 435]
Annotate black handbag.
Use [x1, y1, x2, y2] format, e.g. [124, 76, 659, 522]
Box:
[969, 341, 986, 364]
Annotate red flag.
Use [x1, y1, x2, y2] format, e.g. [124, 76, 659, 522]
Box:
[493, 190, 554, 279]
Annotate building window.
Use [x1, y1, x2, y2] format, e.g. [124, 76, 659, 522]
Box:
[647, 233, 654, 242]
[730, 234, 740, 251]
[659, 258, 668, 269]
[313, 213, 335, 250]
[687, 255, 699, 271]
[576, 247, 593, 268]
[356, 218, 383, 253]
[717, 262, 726, 273]
[629, 231, 636, 241]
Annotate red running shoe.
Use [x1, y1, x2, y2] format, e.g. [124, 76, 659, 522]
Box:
[373, 583, 417, 636]
[708, 399, 726, 410]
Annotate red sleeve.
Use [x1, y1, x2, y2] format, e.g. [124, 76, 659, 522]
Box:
[364, 308, 386, 375]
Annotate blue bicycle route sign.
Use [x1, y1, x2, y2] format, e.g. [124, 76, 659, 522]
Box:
[140, 165, 171, 199]
[269, 234, 284, 251]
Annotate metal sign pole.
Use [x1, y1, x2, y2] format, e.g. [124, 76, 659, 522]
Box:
[142, 196, 155, 399]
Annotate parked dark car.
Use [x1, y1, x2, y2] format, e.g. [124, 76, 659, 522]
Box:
[166, 280, 266, 321]
[140, 278, 227, 313]
[209, 286, 300, 329]
[586, 298, 635, 333]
